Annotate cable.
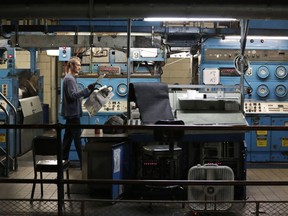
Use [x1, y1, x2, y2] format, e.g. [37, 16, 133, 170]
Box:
[234, 54, 250, 75]
[240, 20, 250, 56]
[234, 54, 253, 95]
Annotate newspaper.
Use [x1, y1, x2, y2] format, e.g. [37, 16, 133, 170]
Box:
[84, 85, 114, 116]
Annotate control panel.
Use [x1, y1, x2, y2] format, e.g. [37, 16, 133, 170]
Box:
[82, 100, 127, 113]
[101, 100, 127, 112]
[0, 79, 15, 101]
[204, 49, 288, 62]
[244, 101, 288, 114]
[59, 47, 71, 61]
[1, 84, 8, 97]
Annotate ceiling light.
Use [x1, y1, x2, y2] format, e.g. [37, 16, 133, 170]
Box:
[144, 17, 238, 22]
[46, 50, 59, 56]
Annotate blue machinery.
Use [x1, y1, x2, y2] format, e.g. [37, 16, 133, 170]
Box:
[1, 34, 287, 182]
[60, 36, 288, 164]
[200, 37, 288, 162]
[0, 46, 44, 176]
[0, 47, 21, 176]
[2, 19, 288, 180]
[58, 45, 245, 201]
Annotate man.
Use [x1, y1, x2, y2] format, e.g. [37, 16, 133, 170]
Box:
[61, 56, 94, 167]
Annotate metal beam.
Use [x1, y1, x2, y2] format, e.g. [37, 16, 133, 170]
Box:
[0, 3, 288, 20]
[9, 35, 162, 48]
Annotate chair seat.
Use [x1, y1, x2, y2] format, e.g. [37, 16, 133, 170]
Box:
[30, 135, 71, 202]
[35, 160, 70, 172]
[143, 145, 182, 158]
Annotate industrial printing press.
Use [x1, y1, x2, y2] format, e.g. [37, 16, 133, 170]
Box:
[200, 37, 288, 162]
[0, 46, 44, 176]
[73, 37, 249, 202]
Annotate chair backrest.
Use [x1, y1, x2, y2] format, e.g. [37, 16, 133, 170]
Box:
[32, 135, 58, 156]
[128, 82, 174, 124]
[154, 120, 185, 143]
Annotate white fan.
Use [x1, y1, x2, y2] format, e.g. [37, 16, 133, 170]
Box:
[188, 164, 234, 211]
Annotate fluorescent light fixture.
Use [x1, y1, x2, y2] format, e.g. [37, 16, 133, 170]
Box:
[46, 49, 59, 56]
[144, 17, 237, 22]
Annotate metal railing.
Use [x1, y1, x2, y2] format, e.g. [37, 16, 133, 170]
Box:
[0, 123, 288, 216]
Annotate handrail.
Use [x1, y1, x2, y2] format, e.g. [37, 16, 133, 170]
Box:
[0, 103, 9, 177]
[0, 123, 288, 131]
[0, 92, 18, 173]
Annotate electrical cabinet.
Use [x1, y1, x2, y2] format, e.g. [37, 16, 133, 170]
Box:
[246, 115, 288, 162]
[200, 37, 288, 162]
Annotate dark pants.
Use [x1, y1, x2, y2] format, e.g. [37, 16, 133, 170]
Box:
[63, 118, 82, 166]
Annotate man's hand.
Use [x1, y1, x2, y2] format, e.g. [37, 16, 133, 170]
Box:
[87, 84, 95, 91]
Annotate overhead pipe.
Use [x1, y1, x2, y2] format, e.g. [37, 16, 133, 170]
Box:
[0, 4, 288, 20]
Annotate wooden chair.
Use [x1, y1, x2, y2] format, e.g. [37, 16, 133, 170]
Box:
[30, 135, 70, 201]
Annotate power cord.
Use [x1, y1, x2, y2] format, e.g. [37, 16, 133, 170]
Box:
[234, 54, 253, 96]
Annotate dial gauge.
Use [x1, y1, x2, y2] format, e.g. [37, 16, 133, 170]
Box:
[116, 83, 128, 96]
[257, 66, 269, 79]
[256, 84, 270, 97]
[275, 84, 287, 98]
[275, 66, 287, 79]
